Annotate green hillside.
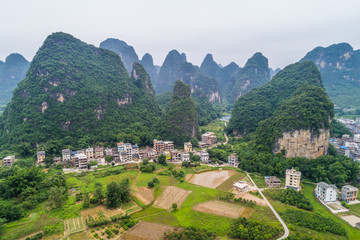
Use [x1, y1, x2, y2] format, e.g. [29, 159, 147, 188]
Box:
[0, 32, 160, 151]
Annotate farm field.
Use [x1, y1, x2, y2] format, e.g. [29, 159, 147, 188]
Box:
[1, 165, 286, 240]
[153, 186, 191, 209]
[64, 217, 84, 235]
[192, 200, 244, 218]
[119, 221, 174, 240]
[188, 169, 237, 188]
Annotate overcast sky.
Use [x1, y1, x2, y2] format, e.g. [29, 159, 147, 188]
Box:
[1, 0, 360, 69]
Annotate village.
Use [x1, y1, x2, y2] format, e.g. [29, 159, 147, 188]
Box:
[2, 132, 232, 171]
[330, 118, 360, 161]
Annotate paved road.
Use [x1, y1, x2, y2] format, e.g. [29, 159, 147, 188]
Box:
[246, 172, 289, 240]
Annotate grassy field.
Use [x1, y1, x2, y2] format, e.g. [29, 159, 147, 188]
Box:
[217, 171, 245, 191]
[200, 119, 226, 142]
[249, 173, 268, 188]
[264, 183, 360, 240]
[135, 172, 177, 188]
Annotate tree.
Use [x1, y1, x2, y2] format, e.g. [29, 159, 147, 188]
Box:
[171, 203, 177, 212]
[83, 193, 90, 208]
[94, 182, 104, 203]
[148, 181, 155, 188]
[142, 159, 149, 165]
[105, 155, 113, 163]
[190, 155, 200, 162]
[106, 182, 122, 209]
[119, 178, 131, 203]
[158, 154, 167, 166]
[48, 186, 65, 209]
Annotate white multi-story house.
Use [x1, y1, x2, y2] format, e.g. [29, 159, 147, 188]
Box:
[62, 149, 71, 161]
[132, 144, 139, 155]
[315, 182, 337, 202]
[200, 152, 209, 163]
[228, 153, 239, 167]
[285, 168, 301, 191]
[181, 153, 190, 162]
[74, 154, 88, 170]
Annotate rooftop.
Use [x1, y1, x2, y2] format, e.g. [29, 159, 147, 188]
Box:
[317, 181, 337, 190]
[342, 185, 359, 192]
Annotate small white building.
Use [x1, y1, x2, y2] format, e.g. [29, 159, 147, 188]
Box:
[233, 181, 249, 191]
[200, 152, 209, 163]
[181, 153, 190, 162]
[315, 182, 338, 203]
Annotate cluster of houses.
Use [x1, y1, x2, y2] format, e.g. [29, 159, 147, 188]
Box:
[265, 168, 302, 190]
[264, 166, 359, 204]
[330, 118, 360, 161]
[315, 182, 359, 203]
[1, 132, 219, 170]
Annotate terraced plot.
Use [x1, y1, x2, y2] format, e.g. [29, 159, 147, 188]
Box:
[64, 217, 84, 235]
[193, 200, 244, 218]
[153, 186, 191, 210]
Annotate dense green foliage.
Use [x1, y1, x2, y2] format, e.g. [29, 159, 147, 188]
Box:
[256, 84, 334, 152]
[0, 165, 67, 222]
[192, 90, 219, 126]
[330, 119, 353, 138]
[156, 91, 172, 112]
[268, 189, 313, 211]
[0, 32, 161, 152]
[157, 89, 219, 126]
[0, 54, 30, 107]
[216, 140, 359, 185]
[228, 217, 281, 240]
[161, 80, 199, 145]
[227, 52, 270, 104]
[229, 61, 323, 136]
[106, 178, 130, 209]
[300, 43, 360, 108]
[281, 209, 346, 236]
[163, 227, 216, 240]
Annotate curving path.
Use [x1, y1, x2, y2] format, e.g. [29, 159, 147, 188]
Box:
[246, 172, 289, 240]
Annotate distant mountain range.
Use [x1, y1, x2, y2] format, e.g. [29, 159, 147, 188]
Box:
[2, 39, 360, 111]
[300, 43, 360, 109]
[0, 53, 30, 107]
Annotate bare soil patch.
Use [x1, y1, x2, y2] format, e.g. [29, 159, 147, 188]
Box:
[234, 191, 267, 206]
[193, 200, 244, 219]
[120, 221, 174, 240]
[80, 204, 125, 218]
[188, 170, 237, 189]
[341, 215, 360, 227]
[134, 187, 154, 205]
[153, 186, 191, 210]
[185, 174, 193, 182]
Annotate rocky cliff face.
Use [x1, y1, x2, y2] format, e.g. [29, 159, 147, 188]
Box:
[274, 129, 330, 159]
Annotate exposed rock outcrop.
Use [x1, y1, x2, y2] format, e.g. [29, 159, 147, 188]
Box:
[274, 129, 330, 159]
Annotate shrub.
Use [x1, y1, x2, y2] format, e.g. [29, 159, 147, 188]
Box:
[148, 181, 155, 188]
[269, 189, 313, 211]
[229, 217, 280, 239]
[281, 209, 346, 236]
